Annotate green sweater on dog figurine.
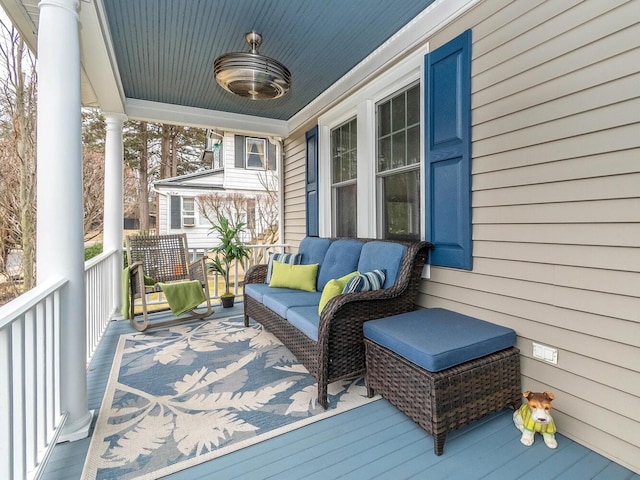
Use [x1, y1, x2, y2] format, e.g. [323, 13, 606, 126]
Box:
[513, 391, 558, 448]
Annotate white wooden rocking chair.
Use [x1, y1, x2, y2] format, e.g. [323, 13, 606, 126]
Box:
[125, 233, 213, 331]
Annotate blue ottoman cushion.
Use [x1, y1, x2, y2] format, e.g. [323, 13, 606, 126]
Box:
[363, 308, 516, 372]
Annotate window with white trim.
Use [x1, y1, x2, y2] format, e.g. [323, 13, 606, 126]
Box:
[182, 197, 196, 227]
[331, 118, 357, 237]
[246, 137, 267, 169]
[376, 83, 420, 241]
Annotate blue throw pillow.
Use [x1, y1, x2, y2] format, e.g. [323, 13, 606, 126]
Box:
[265, 252, 302, 284]
[342, 269, 386, 294]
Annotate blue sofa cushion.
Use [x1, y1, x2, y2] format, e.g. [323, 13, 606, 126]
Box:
[244, 283, 273, 303]
[363, 308, 517, 372]
[299, 237, 332, 266]
[316, 239, 363, 291]
[262, 291, 322, 318]
[286, 306, 320, 341]
[357, 241, 406, 288]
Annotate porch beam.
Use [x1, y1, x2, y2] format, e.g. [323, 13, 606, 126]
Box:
[35, 0, 92, 442]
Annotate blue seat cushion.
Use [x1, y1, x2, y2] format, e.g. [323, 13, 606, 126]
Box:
[357, 241, 406, 288]
[363, 308, 517, 372]
[286, 306, 320, 342]
[316, 239, 363, 291]
[262, 291, 322, 318]
[244, 283, 273, 303]
[298, 237, 332, 266]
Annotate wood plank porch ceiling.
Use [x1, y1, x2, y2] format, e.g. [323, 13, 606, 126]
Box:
[101, 0, 435, 121]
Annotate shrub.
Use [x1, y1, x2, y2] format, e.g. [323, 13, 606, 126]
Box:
[84, 243, 103, 261]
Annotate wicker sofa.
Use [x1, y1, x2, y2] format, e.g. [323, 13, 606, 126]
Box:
[243, 237, 431, 408]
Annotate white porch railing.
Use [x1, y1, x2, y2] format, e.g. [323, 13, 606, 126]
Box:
[143, 243, 288, 306]
[84, 249, 119, 363]
[0, 242, 284, 479]
[0, 278, 67, 480]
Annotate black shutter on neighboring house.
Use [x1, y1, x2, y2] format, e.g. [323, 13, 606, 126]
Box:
[170, 195, 181, 229]
[235, 135, 245, 168]
[305, 126, 319, 237]
[267, 141, 277, 170]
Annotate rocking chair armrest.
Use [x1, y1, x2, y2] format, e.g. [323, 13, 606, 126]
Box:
[188, 257, 208, 285]
[128, 261, 143, 271]
[127, 261, 147, 296]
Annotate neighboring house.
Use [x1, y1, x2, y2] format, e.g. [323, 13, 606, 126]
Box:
[154, 130, 280, 249]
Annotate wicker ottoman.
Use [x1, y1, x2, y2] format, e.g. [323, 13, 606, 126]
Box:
[363, 308, 521, 455]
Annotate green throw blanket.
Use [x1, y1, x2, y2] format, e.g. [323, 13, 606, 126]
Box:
[122, 267, 195, 319]
[157, 280, 206, 316]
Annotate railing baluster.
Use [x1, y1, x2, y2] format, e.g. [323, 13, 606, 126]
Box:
[0, 243, 288, 478]
[0, 325, 13, 478]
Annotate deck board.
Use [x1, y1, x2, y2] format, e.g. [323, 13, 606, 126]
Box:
[40, 305, 640, 480]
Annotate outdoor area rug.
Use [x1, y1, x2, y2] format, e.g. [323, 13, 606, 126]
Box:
[82, 315, 378, 480]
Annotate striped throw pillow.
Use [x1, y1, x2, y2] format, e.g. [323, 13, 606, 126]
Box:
[342, 269, 386, 294]
[265, 252, 302, 284]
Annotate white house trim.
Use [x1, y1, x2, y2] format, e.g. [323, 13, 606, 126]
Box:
[125, 98, 289, 138]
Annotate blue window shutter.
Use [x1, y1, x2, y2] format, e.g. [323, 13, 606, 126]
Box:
[170, 195, 181, 229]
[305, 126, 319, 237]
[235, 135, 245, 168]
[424, 29, 472, 270]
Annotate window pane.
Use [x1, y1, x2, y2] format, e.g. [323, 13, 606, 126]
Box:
[246, 138, 265, 168]
[407, 125, 420, 165]
[183, 197, 194, 213]
[349, 121, 357, 150]
[392, 131, 406, 169]
[331, 128, 340, 158]
[331, 118, 358, 237]
[392, 94, 406, 131]
[380, 170, 420, 241]
[335, 184, 357, 237]
[378, 136, 391, 172]
[378, 101, 391, 137]
[407, 84, 420, 126]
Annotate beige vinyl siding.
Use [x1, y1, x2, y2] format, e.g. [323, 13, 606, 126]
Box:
[282, 133, 308, 249]
[419, 0, 640, 471]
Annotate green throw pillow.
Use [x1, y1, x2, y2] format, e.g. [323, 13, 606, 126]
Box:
[318, 271, 360, 314]
[269, 261, 319, 292]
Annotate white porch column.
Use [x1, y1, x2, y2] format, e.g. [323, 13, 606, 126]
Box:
[103, 113, 127, 313]
[36, 0, 92, 441]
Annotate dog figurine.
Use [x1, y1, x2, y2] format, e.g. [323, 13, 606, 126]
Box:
[513, 390, 558, 448]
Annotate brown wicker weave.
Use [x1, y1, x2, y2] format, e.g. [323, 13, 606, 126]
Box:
[364, 339, 521, 455]
[243, 238, 431, 408]
[125, 233, 213, 331]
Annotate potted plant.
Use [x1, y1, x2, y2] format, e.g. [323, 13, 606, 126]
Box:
[208, 215, 250, 308]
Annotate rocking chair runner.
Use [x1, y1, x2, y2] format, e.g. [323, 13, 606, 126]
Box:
[125, 233, 213, 331]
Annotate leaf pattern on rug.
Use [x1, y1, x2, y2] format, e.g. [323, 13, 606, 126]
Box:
[84, 316, 376, 480]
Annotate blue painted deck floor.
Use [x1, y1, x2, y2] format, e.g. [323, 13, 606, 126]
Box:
[42, 305, 639, 480]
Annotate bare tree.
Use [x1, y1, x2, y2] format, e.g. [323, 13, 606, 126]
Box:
[137, 121, 151, 231]
[0, 20, 37, 290]
[254, 171, 279, 245]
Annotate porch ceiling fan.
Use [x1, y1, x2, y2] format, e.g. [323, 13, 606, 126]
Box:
[214, 31, 291, 100]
